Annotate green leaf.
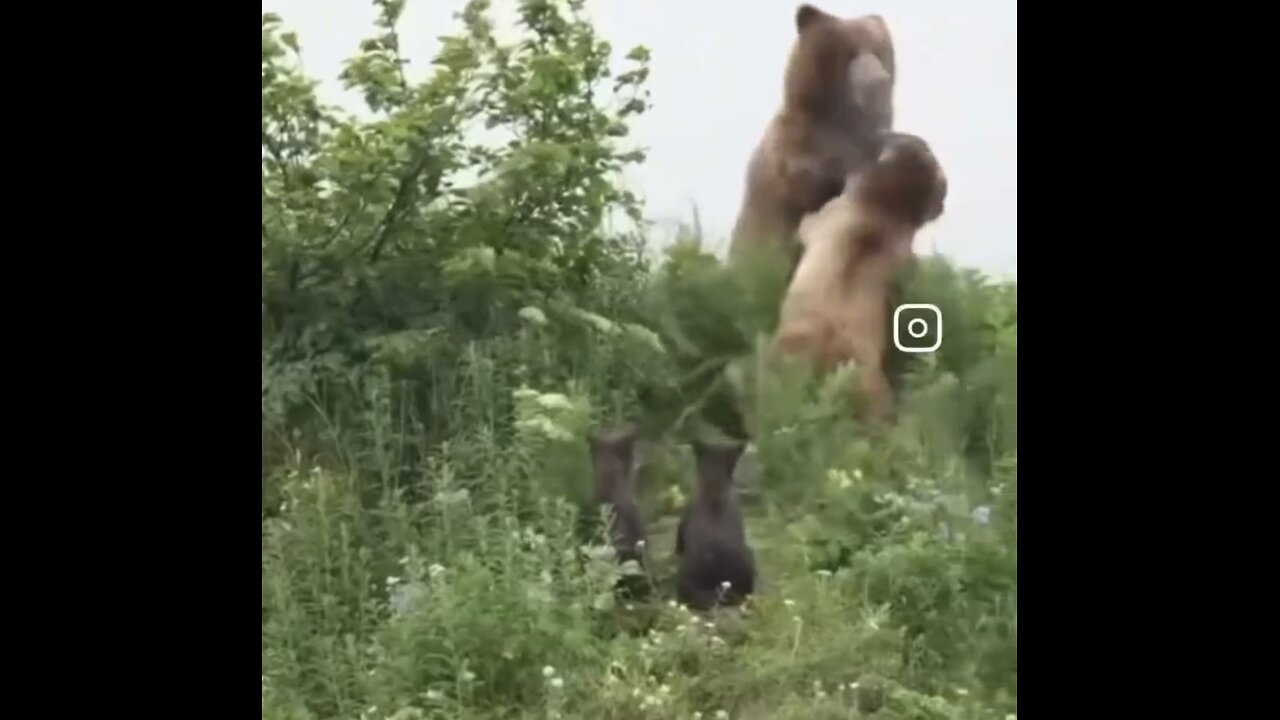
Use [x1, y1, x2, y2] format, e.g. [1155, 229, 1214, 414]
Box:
[281, 32, 300, 55]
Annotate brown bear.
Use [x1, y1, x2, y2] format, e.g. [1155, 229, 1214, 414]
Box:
[728, 4, 897, 277]
[769, 131, 947, 426]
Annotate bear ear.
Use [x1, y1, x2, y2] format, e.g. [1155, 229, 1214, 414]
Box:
[863, 14, 892, 43]
[795, 4, 831, 32]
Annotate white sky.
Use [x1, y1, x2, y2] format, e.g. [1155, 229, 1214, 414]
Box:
[263, 0, 1017, 278]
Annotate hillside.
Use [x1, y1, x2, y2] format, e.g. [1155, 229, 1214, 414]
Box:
[262, 3, 1017, 719]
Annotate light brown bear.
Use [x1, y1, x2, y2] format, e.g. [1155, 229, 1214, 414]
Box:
[770, 131, 947, 426]
[728, 4, 897, 276]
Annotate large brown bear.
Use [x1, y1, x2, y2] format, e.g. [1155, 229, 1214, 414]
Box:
[770, 131, 948, 426]
[728, 5, 896, 276]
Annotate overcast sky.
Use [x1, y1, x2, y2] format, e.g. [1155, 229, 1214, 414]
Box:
[263, 0, 1017, 278]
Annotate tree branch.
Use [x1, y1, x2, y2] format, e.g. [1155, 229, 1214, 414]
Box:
[368, 146, 433, 262]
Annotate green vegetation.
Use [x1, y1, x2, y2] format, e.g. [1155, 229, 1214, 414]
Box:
[262, 2, 1017, 718]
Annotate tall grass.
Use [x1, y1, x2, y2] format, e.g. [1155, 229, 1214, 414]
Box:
[262, 242, 1017, 720]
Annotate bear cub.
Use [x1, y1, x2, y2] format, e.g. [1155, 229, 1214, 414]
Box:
[587, 423, 650, 595]
[675, 438, 757, 611]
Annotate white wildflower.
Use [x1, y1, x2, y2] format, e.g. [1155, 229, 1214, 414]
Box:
[570, 309, 618, 334]
[623, 323, 665, 353]
[536, 393, 575, 411]
[518, 306, 548, 325]
[389, 581, 427, 616]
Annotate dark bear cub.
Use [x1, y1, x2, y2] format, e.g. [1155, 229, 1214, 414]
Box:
[587, 422, 650, 596]
[675, 438, 757, 610]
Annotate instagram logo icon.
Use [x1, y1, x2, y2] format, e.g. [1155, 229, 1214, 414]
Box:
[893, 304, 943, 353]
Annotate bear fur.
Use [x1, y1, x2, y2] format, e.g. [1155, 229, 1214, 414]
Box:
[769, 131, 948, 426]
[675, 438, 757, 611]
[728, 4, 897, 277]
[587, 422, 650, 596]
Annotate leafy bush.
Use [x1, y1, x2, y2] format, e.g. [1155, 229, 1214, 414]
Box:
[262, 3, 1016, 719]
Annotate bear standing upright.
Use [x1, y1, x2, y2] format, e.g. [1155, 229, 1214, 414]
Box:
[770, 131, 948, 426]
[728, 5, 896, 276]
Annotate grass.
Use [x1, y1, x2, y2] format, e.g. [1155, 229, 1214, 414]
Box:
[261, 246, 1017, 720]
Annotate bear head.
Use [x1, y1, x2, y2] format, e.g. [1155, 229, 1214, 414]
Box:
[785, 5, 896, 130]
[860, 131, 948, 228]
